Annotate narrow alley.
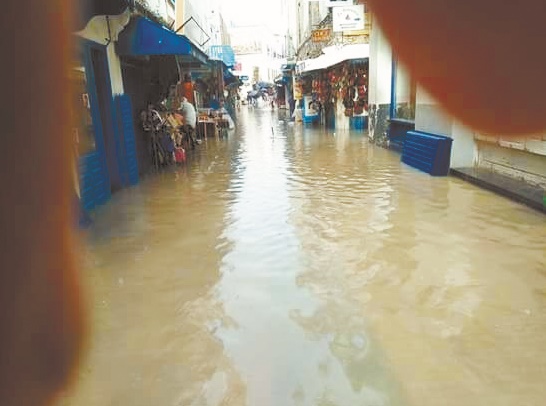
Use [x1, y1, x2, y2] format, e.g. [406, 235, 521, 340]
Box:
[61, 109, 546, 406]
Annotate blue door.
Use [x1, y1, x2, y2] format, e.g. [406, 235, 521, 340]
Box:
[74, 39, 128, 210]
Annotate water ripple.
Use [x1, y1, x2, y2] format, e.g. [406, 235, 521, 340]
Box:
[67, 108, 546, 406]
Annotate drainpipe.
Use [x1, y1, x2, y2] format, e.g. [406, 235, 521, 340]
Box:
[389, 54, 397, 119]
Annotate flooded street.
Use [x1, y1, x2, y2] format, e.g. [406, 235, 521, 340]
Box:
[61, 108, 546, 406]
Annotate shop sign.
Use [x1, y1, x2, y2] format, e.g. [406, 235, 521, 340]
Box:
[312, 29, 331, 43]
[332, 5, 365, 32]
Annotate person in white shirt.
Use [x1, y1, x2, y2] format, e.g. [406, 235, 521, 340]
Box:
[179, 97, 196, 128]
[178, 97, 197, 149]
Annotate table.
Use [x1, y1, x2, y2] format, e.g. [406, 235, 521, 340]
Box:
[198, 118, 218, 138]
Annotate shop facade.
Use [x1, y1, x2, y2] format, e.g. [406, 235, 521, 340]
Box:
[116, 14, 212, 166]
[73, 1, 213, 213]
[73, 6, 137, 211]
[291, 1, 371, 131]
[295, 44, 369, 131]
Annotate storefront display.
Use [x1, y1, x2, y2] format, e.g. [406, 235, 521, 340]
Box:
[293, 58, 368, 129]
[338, 61, 368, 118]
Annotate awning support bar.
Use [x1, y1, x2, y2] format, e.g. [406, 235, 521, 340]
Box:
[175, 16, 210, 48]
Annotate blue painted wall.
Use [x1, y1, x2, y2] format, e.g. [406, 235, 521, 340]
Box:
[114, 95, 140, 187]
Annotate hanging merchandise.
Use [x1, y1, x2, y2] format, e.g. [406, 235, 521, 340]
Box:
[320, 73, 328, 100]
[356, 67, 367, 86]
[354, 103, 363, 115]
[343, 83, 356, 117]
[314, 60, 369, 120]
[357, 85, 366, 98]
[313, 75, 322, 100]
[336, 62, 352, 117]
[352, 64, 368, 114]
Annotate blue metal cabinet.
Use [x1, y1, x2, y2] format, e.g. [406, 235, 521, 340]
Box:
[402, 130, 453, 176]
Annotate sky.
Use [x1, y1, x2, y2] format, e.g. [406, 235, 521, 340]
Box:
[220, 0, 284, 32]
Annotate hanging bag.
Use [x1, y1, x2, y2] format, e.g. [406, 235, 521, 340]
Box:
[175, 147, 186, 163]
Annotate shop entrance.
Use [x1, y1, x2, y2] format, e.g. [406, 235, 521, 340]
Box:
[73, 40, 125, 210]
[71, 41, 111, 211]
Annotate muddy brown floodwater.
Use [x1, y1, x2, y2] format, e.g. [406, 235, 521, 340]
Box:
[59, 108, 546, 406]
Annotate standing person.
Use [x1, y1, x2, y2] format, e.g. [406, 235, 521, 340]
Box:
[178, 73, 195, 105]
[179, 97, 197, 149]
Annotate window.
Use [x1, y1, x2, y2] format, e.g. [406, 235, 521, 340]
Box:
[392, 56, 416, 121]
[69, 64, 96, 156]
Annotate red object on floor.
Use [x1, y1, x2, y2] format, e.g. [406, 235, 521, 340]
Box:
[175, 147, 186, 163]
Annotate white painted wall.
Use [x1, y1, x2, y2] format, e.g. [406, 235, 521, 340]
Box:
[415, 87, 452, 136]
[297, 0, 309, 46]
[415, 88, 480, 168]
[76, 10, 131, 96]
[295, 0, 329, 47]
[176, 0, 222, 49]
[367, 23, 392, 140]
[394, 62, 412, 105]
[368, 23, 391, 106]
[472, 130, 546, 185]
[450, 121, 477, 168]
[138, 0, 175, 24]
[318, 1, 330, 18]
[284, 0, 299, 58]
[477, 142, 546, 188]
[414, 86, 546, 177]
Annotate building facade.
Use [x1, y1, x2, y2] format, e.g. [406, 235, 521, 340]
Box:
[73, 0, 230, 215]
[292, 0, 371, 129]
[367, 22, 546, 203]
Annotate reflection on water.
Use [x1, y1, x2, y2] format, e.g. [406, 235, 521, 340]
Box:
[60, 109, 546, 406]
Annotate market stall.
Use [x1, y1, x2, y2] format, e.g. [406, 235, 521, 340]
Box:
[294, 43, 369, 131]
[197, 104, 235, 138]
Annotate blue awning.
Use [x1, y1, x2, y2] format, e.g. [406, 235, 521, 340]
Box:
[208, 45, 236, 68]
[117, 17, 209, 65]
[223, 66, 239, 85]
